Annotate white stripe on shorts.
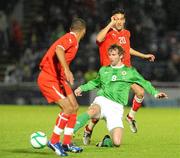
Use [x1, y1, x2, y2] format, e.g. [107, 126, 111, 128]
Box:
[52, 86, 65, 99]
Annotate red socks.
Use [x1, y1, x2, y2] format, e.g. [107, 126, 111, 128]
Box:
[63, 114, 77, 145]
[132, 95, 144, 111]
[128, 95, 144, 119]
[51, 113, 77, 145]
[51, 112, 69, 144]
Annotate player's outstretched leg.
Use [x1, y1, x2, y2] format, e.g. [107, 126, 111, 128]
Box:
[83, 118, 99, 145]
[126, 95, 144, 133]
[47, 141, 68, 156]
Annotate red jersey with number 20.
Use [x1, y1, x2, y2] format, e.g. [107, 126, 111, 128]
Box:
[97, 29, 131, 66]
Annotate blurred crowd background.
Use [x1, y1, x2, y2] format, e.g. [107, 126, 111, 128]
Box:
[0, 0, 180, 86]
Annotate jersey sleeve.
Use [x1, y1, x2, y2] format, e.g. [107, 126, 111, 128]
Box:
[80, 70, 101, 92]
[132, 68, 159, 97]
[56, 34, 73, 51]
[96, 39, 101, 46]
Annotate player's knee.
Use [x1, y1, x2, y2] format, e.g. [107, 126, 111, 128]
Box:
[113, 139, 121, 147]
[114, 143, 121, 147]
[70, 102, 80, 113]
[87, 106, 100, 117]
[136, 88, 144, 98]
[63, 104, 75, 114]
[73, 103, 79, 112]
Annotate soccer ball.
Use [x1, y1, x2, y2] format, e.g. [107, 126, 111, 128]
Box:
[30, 131, 47, 149]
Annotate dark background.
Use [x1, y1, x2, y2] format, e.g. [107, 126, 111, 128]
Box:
[0, 0, 180, 105]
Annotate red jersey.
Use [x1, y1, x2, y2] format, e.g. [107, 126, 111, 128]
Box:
[39, 32, 78, 80]
[97, 28, 131, 66]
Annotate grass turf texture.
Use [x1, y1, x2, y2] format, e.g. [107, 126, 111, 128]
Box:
[0, 105, 180, 158]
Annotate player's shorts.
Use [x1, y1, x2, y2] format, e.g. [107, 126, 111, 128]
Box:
[92, 96, 124, 131]
[37, 71, 73, 103]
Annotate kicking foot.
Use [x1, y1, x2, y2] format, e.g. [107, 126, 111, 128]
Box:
[47, 141, 68, 156]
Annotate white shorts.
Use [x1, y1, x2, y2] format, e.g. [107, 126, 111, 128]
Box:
[92, 96, 124, 131]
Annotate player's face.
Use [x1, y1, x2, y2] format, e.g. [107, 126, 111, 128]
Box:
[108, 49, 123, 66]
[113, 13, 125, 30]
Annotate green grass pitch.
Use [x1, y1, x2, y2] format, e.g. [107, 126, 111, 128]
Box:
[0, 105, 180, 158]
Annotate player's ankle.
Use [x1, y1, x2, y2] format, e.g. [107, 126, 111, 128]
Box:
[85, 125, 92, 133]
[127, 114, 133, 120]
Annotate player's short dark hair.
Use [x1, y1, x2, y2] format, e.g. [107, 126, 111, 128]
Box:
[108, 44, 124, 56]
[112, 8, 125, 16]
[70, 18, 86, 31]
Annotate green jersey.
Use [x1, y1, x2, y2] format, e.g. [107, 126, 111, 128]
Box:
[80, 65, 159, 106]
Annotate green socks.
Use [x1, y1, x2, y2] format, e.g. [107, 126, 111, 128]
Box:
[102, 137, 113, 147]
[74, 113, 90, 133]
[96, 135, 113, 147]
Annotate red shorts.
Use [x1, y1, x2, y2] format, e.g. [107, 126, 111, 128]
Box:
[37, 71, 73, 103]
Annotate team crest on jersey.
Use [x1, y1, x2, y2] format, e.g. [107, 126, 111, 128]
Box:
[121, 71, 127, 76]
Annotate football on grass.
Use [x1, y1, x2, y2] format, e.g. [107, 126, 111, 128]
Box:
[30, 131, 47, 149]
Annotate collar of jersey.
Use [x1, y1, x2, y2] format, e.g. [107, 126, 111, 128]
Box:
[70, 31, 77, 38]
[111, 27, 124, 32]
[110, 64, 125, 69]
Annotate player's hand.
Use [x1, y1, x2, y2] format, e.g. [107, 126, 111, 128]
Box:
[144, 54, 155, 62]
[74, 87, 82, 96]
[110, 15, 117, 26]
[64, 69, 74, 85]
[155, 92, 168, 99]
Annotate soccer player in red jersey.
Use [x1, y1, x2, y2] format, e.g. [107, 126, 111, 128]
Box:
[82, 8, 155, 145]
[37, 18, 86, 156]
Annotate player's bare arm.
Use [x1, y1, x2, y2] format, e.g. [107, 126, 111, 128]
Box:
[96, 16, 116, 43]
[130, 48, 155, 62]
[56, 46, 74, 85]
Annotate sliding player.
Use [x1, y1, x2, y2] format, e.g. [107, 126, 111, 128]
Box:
[74, 44, 167, 147]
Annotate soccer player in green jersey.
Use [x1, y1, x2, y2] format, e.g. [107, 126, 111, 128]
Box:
[74, 44, 167, 147]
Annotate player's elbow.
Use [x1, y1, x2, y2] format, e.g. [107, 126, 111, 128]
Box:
[96, 36, 104, 43]
[136, 88, 145, 98]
